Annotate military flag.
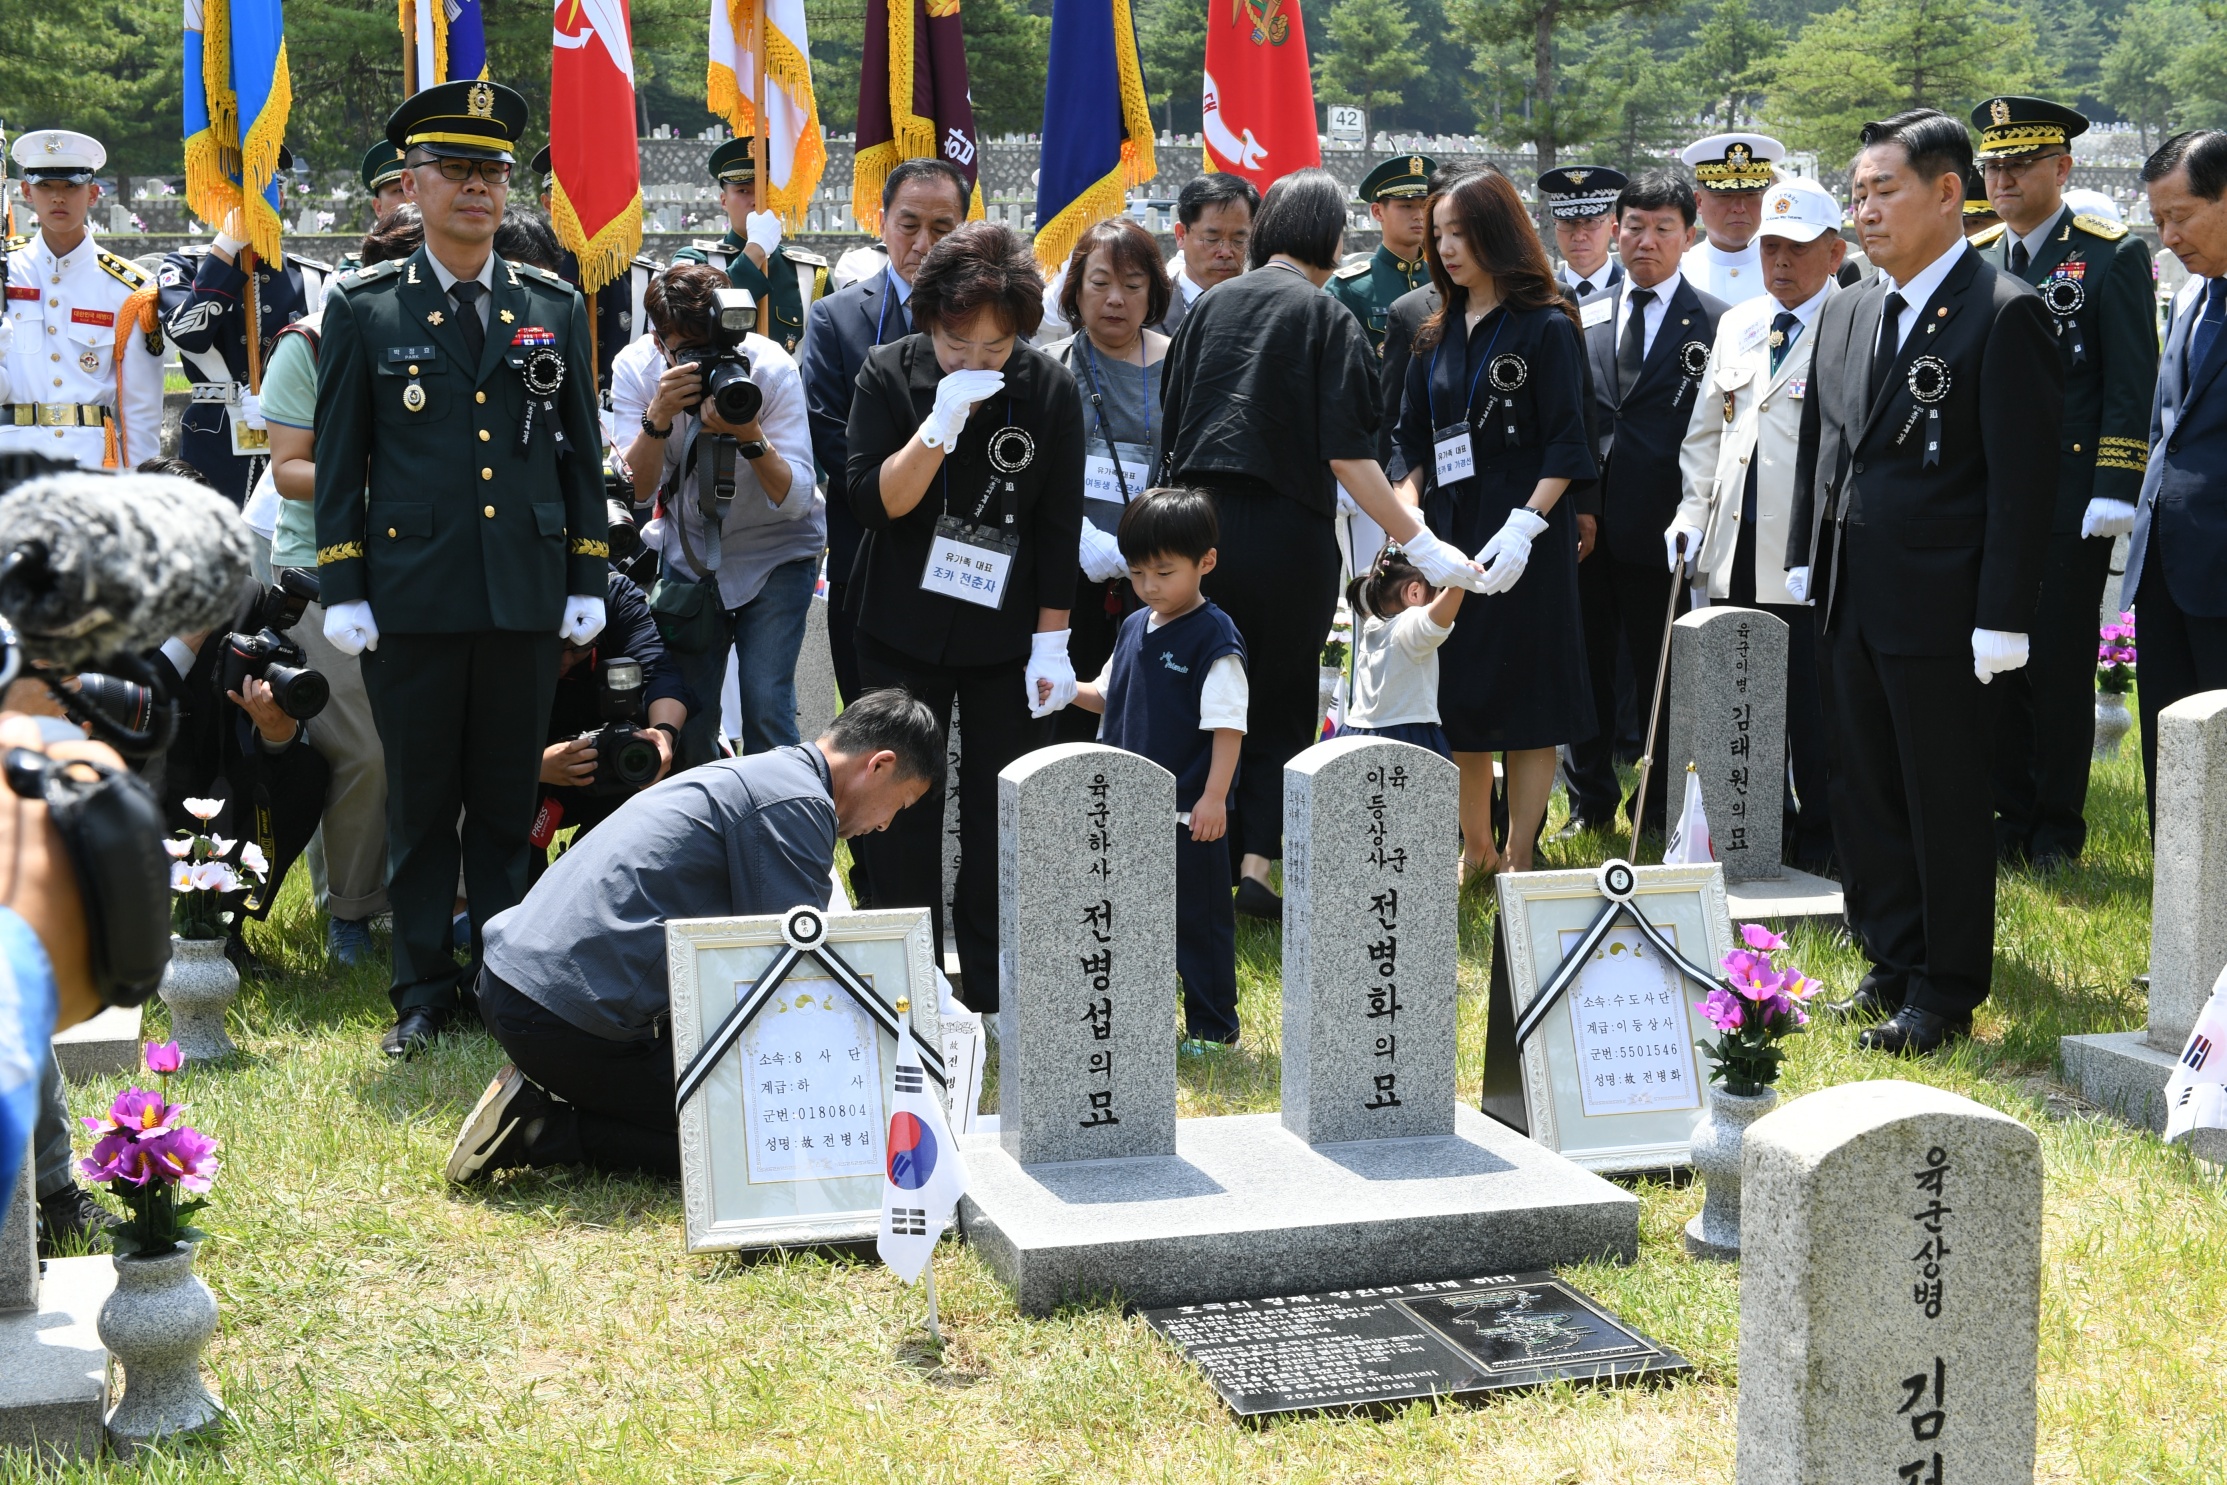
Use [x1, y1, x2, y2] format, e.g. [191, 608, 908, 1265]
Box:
[1200, 0, 1318, 191]
[550, 0, 646, 294]
[401, 0, 490, 91]
[182, 0, 293, 263]
[708, 0, 828, 228]
[1031, 0, 1156, 271]
[853, 0, 984, 233]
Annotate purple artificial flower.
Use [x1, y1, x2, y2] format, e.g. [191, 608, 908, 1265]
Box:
[80, 1131, 159, 1187]
[144, 1041, 182, 1075]
[143, 1127, 220, 1193]
[83, 1087, 181, 1142]
[1739, 922, 1786, 953]
[1698, 988, 1746, 1032]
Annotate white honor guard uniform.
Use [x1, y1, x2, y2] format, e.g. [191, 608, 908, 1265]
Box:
[1, 130, 164, 470]
[1679, 131, 1785, 307]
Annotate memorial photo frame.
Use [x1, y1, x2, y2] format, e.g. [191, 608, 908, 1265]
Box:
[1483, 862, 1733, 1174]
[667, 905, 945, 1253]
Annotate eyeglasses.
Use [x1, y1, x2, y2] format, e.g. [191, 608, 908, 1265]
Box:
[1979, 153, 2067, 179]
[416, 157, 513, 185]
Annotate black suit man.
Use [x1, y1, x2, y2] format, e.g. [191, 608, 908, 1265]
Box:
[1787, 110, 2061, 1055]
[1573, 169, 1728, 835]
[2126, 129, 2227, 822]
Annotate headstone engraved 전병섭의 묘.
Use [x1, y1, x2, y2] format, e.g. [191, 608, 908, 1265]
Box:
[1281, 737, 1459, 1145]
[996, 743, 1177, 1165]
[1561, 925, 1702, 1118]
[736, 977, 885, 1183]
[1736, 1079, 2042, 1485]
[1667, 607, 1788, 883]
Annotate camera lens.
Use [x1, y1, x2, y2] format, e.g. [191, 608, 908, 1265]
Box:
[706, 361, 762, 425]
[613, 735, 662, 786]
[263, 662, 330, 720]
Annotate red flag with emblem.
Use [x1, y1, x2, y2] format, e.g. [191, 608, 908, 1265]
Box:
[549, 0, 644, 294]
[1200, 0, 1318, 192]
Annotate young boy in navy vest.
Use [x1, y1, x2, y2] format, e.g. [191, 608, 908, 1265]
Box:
[1073, 488, 1249, 1053]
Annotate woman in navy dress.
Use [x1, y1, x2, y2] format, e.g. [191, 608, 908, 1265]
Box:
[1395, 169, 1597, 878]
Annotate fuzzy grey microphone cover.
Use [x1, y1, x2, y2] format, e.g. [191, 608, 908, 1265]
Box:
[0, 474, 257, 671]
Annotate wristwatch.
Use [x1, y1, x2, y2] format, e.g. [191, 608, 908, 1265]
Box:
[737, 439, 769, 461]
[640, 413, 673, 439]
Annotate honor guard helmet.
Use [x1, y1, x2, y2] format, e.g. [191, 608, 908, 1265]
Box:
[1970, 96, 2088, 162]
[1681, 132, 1784, 192]
[360, 142, 409, 194]
[11, 130, 105, 185]
[1535, 165, 1628, 219]
[385, 79, 529, 163]
[1357, 154, 1436, 203]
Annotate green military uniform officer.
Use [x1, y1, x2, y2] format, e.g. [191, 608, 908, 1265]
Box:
[338, 143, 414, 272]
[1327, 153, 1437, 358]
[669, 137, 829, 357]
[314, 78, 609, 1059]
[1967, 93, 2159, 869]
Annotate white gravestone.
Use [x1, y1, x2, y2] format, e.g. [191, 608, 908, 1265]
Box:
[1737, 1080, 2042, 1485]
[1667, 607, 1788, 884]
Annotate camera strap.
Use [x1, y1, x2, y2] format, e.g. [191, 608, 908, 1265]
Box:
[689, 435, 740, 574]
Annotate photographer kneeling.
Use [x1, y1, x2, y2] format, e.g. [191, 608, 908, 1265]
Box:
[444, 687, 939, 1183]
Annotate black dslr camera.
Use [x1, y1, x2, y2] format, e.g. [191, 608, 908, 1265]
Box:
[669, 286, 763, 426]
[219, 568, 329, 721]
[577, 656, 661, 796]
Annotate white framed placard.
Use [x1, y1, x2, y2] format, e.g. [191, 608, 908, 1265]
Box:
[667, 905, 943, 1253]
[1485, 861, 1733, 1174]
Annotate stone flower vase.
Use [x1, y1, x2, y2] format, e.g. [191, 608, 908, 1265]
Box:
[1683, 1082, 1781, 1261]
[159, 936, 237, 1062]
[100, 1242, 224, 1454]
[2094, 691, 2134, 761]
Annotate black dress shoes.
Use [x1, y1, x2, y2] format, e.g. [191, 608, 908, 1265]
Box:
[381, 1006, 449, 1060]
[1857, 1005, 1971, 1056]
[1233, 877, 1282, 921]
[1824, 982, 1903, 1020]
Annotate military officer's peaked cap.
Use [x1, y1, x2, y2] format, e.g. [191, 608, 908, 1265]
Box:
[386, 79, 529, 163]
[12, 129, 105, 184]
[530, 144, 552, 178]
[1681, 132, 1783, 192]
[1357, 154, 1437, 202]
[361, 142, 409, 193]
[1970, 96, 2089, 161]
[1963, 165, 1998, 219]
[1535, 164, 1628, 219]
[707, 137, 764, 185]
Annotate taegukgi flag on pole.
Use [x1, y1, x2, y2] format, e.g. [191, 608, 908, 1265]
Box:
[707, 0, 828, 227]
[877, 1015, 967, 1283]
[1199, 0, 1318, 191]
[2165, 964, 2227, 1147]
[1663, 764, 1714, 865]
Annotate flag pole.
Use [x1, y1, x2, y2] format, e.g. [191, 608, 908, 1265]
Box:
[1629, 533, 1687, 863]
[923, 1255, 942, 1344]
[402, 0, 419, 95]
[242, 248, 262, 394]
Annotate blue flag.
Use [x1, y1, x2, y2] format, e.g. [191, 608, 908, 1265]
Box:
[182, 0, 292, 263]
[1032, 0, 1156, 272]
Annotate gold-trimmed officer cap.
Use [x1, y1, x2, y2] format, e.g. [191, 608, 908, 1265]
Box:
[1969, 95, 2088, 161]
[1963, 165, 1997, 218]
[707, 137, 761, 186]
[1680, 132, 1783, 192]
[385, 79, 528, 164]
[1357, 154, 1437, 202]
[360, 142, 409, 192]
[11, 129, 105, 184]
[1535, 164, 1628, 219]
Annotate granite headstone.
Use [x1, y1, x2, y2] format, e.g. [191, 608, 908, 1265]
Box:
[996, 743, 1177, 1165]
[1282, 737, 1460, 1145]
[1737, 1080, 2042, 1485]
[0, 1150, 32, 1314]
[1667, 607, 1788, 884]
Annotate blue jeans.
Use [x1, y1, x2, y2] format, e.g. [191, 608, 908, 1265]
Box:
[674, 555, 818, 766]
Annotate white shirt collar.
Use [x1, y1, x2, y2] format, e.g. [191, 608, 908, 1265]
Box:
[1878, 236, 1967, 312]
[1563, 261, 1614, 295]
[1779, 278, 1833, 327]
[885, 265, 913, 305]
[1171, 265, 1204, 304]
[1625, 269, 1682, 306]
[2010, 207, 2066, 266]
[36, 228, 92, 269]
[424, 248, 496, 295]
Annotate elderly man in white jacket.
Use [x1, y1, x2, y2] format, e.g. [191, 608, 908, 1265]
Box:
[1666, 176, 1846, 873]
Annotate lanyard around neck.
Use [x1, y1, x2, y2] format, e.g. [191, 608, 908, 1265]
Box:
[938, 393, 1016, 522]
[1427, 309, 1508, 428]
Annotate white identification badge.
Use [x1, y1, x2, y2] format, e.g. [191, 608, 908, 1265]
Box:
[1738, 317, 1770, 353]
[921, 516, 1016, 609]
[1433, 423, 1476, 486]
[1580, 297, 1614, 329]
[1081, 441, 1152, 505]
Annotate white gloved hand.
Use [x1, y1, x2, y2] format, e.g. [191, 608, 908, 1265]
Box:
[323, 600, 380, 657]
[1397, 525, 1489, 593]
[1784, 566, 1811, 603]
[1079, 520, 1128, 583]
[918, 369, 1006, 451]
[2080, 497, 2137, 540]
[559, 594, 608, 644]
[1972, 627, 2030, 685]
[1335, 481, 1361, 518]
[745, 209, 784, 257]
[1475, 507, 1551, 595]
[213, 229, 250, 260]
[237, 391, 266, 431]
[1664, 520, 1705, 576]
[1025, 628, 1078, 718]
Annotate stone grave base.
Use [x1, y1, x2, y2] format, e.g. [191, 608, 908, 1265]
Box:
[51, 1005, 144, 1081]
[958, 1106, 1639, 1316]
[1723, 867, 1843, 929]
[0, 1256, 115, 1462]
[2061, 1029, 2178, 1134]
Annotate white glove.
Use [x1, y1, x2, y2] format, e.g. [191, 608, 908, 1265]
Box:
[1664, 520, 1705, 576]
[1335, 482, 1361, 518]
[237, 391, 266, 431]
[2080, 497, 2137, 540]
[559, 594, 608, 644]
[323, 600, 380, 657]
[213, 229, 250, 260]
[745, 209, 783, 257]
[1397, 525, 1488, 594]
[1025, 628, 1078, 718]
[1972, 627, 2030, 684]
[1784, 566, 1811, 603]
[1079, 520, 1128, 583]
[1475, 507, 1550, 596]
[918, 369, 1006, 451]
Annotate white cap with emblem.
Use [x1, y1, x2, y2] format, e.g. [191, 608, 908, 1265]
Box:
[10, 130, 106, 183]
[1756, 176, 1841, 245]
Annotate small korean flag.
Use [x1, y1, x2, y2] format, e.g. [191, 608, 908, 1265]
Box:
[877, 1013, 969, 1284]
[1663, 765, 1714, 866]
[2165, 964, 2227, 1146]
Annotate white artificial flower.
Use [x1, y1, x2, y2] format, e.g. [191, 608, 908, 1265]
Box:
[188, 861, 238, 894]
[237, 842, 269, 879]
[183, 798, 224, 822]
[170, 861, 192, 893]
[164, 838, 193, 860]
[208, 836, 235, 858]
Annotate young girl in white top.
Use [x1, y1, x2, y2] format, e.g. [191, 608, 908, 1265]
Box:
[1341, 544, 1466, 761]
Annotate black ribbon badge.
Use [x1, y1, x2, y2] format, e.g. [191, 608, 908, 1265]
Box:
[1484, 353, 1528, 445]
[2040, 275, 2087, 365]
[516, 347, 567, 455]
[1905, 354, 1951, 468]
[1673, 340, 1710, 409]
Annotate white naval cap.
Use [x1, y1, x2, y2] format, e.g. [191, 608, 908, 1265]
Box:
[1757, 176, 1842, 244]
[11, 129, 105, 182]
[2062, 187, 2123, 225]
[1681, 132, 1784, 192]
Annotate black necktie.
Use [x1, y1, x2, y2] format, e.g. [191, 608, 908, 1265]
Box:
[2191, 277, 2227, 384]
[451, 279, 487, 366]
[1576, 279, 1594, 298]
[1617, 287, 1655, 399]
[1870, 290, 1905, 406]
[2011, 240, 2030, 276]
[1769, 310, 1801, 375]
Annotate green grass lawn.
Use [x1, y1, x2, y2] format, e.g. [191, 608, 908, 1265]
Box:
[18, 720, 2222, 1482]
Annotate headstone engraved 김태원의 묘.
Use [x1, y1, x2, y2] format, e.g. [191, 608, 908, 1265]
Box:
[1667, 606, 1788, 884]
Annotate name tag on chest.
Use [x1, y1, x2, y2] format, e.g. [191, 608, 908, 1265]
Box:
[1433, 423, 1476, 486]
[1580, 297, 1614, 329]
[1081, 441, 1152, 505]
[920, 516, 1017, 609]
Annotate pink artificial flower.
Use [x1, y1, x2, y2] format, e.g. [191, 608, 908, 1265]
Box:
[144, 1041, 183, 1075]
[83, 1087, 181, 1142]
[1738, 923, 1786, 953]
[143, 1127, 219, 1193]
[1698, 989, 1746, 1033]
[80, 1132, 159, 1186]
